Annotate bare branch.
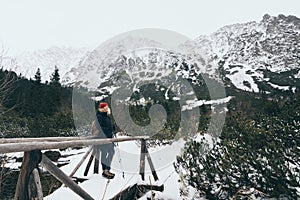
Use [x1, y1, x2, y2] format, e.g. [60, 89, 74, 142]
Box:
[0, 47, 19, 114]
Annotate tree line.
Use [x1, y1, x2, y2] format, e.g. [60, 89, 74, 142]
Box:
[0, 67, 74, 138]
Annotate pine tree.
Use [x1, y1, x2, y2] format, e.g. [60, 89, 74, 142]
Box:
[34, 68, 41, 84]
[175, 113, 300, 199]
[50, 66, 60, 86]
[48, 66, 61, 114]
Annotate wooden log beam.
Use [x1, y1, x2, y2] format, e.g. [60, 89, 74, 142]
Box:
[28, 168, 43, 200]
[0, 136, 95, 144]
[84, 149, 95, 176]
[40, 154, 94, 200]
[14, 150, 42, 200]
[139, 139, 146, 181]
[0, 136, 149, 154]
[93, 148, 99, 174]
[139, 139, 159, 181]
[69, 146, 93, 177]
[145, 146, 159, 181]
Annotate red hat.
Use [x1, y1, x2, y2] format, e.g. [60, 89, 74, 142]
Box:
[99, 102, 108, 109]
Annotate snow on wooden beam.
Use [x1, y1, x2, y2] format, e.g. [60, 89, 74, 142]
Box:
[0, 136, 95, 144]
[0, 136, 149, 154]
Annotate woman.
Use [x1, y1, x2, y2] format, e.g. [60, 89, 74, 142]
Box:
[95, 102, 115, 179]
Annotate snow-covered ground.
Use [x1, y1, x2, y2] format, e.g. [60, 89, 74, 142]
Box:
[225, 65, 261, 93]
[44, 135, 190, 200]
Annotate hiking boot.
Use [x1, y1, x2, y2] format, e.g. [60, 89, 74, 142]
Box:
[102, 170, 114, 179]
[107, 171, 115, 177]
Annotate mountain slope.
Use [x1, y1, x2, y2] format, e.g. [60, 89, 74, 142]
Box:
[1, 46, 89, 83]
[192, 14, 299, 92]
[71, 14, 299, 94]
[1, 14, 299, 94]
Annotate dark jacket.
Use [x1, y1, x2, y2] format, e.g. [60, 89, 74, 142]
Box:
[96, 110, 114, 138]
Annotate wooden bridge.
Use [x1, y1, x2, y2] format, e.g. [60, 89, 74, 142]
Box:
[0, 136, 159, 200]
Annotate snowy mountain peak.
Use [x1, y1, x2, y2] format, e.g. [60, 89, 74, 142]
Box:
[1, 14, 299, 94]
[189, 14, 299, 92]
[2, 46, 90, 83]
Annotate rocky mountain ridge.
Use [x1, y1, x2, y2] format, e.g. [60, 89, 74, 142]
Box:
[1, 14, 299, 94]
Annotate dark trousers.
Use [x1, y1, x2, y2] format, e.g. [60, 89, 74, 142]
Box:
[96, 143, 115, 171]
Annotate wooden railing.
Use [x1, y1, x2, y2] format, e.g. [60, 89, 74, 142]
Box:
[0, 136, 157, 200]
[0, 136, 149, 154]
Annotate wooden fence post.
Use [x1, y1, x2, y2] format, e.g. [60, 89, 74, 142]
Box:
[69, 146, 93, 177]
[145, 145, 159, 181]
[28, 168, 43, 200]
[139, 139, 147, 181]
[93, 148, 99, 174]
[14, 150, 42, 200]
[84, 148, 95, 176]
[139, 139, 158, 181]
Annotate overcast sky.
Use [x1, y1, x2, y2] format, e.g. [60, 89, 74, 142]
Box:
[0, 0, 299, 55]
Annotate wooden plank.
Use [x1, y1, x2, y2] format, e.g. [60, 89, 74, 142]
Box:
[14, 150, 42, 200]
[40, 154, 94, 200]
[93, 148, 99, 174]
[84, 149, 95, 176]
[69, 146, 93, 177]
[0, 136, 149, 154]
[139, 139, 146, 181]
[14, 170, 22, 200]
[145, 146, 159, 181]
[28, 168, 43, 200]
